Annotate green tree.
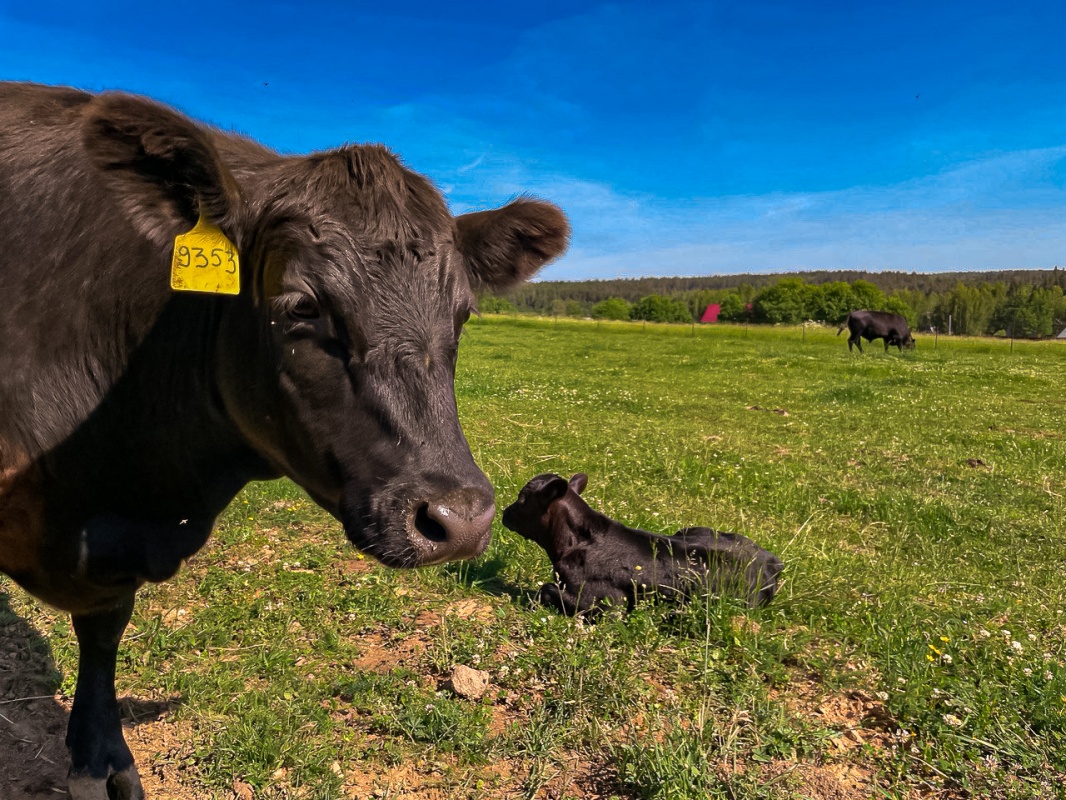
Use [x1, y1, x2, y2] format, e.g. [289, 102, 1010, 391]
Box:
[892, 289, 932, 329]
[630, 294, 692, 323]
[592, 297, 632, 320]
[850, 279, 886, 311]
[993, 285, 1059, 338]
[734, 283, 757, 303]
[752, 278, 807, 324]
[718, 293, 746, 322]
[476, 294, 516, 314]
[884, 295, 917, 328]
[934, 282, 1002, 335]
[808, 281, 854, 324]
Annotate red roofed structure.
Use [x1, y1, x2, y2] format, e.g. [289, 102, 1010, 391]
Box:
[700, 303, 721, 323]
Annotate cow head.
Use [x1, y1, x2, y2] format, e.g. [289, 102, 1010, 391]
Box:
[501, 472, 587, 551]
[82, 92, 569, 568]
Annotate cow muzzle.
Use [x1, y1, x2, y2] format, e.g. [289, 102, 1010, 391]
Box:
[342, 481, 495, 568]
[410, 487, 495, 566]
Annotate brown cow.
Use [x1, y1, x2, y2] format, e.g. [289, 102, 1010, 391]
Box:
[0, 82, 569, 799]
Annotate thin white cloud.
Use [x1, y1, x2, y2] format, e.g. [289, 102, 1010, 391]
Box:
[530, 146, 1066, 278]
[456, 153, 488, 174]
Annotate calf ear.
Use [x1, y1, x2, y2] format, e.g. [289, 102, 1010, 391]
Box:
[569, 473, 589, 495]
[81, 92, 242, 248]
[543, 475, 570, 503]
[455, 198, 570, 291]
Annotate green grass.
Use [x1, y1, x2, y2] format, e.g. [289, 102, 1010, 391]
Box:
[3, 316, 1065, 799]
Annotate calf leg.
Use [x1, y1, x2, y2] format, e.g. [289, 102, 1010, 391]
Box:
[66, 595, 144, 800]
[537, 582, 576, 614]
[538, 582, 612, 622]
[848, 335, 863, 353]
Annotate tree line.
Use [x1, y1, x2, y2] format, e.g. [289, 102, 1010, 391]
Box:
[478, 269, 1066, 338]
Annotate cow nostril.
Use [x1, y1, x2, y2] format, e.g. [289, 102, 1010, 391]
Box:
[414, 503, 449, 543]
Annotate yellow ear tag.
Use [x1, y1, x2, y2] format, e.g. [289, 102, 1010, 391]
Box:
[170, 215, 240, 295]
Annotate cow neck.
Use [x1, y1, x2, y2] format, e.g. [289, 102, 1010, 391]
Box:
[41, 293, 268, 522]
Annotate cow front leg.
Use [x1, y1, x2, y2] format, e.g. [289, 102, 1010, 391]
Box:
[66, 595, 145, 800]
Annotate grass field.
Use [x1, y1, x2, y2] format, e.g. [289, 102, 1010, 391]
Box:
[2, 317, 1065, 799]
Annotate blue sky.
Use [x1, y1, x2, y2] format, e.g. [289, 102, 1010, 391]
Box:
[2, 0, 1065, 280]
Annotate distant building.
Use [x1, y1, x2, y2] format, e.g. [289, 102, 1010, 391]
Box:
[700, 303, 721, 323]
[1057, 327, 1066, 339]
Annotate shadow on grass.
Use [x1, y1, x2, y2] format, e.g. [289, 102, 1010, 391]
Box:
[441, 554, 539, 606]
[0, 589, 69, 798]
[0, 589, 184, 799]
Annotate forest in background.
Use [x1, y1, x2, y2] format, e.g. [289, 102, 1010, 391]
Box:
[478, 268, 1066, 338]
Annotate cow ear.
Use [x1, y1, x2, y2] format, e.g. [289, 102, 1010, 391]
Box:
[81, 92, 242, 248]
[543, 475, 570, 502]
[569, 473, 589, 495]
[455, 198, 570, 291]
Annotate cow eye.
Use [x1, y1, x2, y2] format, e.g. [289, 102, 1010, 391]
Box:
[289, 296, 320, 321]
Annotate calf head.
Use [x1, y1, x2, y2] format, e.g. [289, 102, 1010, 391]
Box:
[82, 92, 570, 568]
[502, 472, 587, 552]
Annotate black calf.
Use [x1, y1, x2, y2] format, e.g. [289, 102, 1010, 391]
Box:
[502, 473, 783, 617]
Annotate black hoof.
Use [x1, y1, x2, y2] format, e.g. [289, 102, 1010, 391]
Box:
[68, 766, 144, 800]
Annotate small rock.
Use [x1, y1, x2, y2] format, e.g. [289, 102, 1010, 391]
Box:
[445, 665, 490, 699]
[233, 779, 254, 800]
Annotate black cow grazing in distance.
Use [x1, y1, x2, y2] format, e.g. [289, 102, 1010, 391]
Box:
[502, 473, 783, 618]
[0, 82, 569, 799]
[838, 310, 916, 353]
